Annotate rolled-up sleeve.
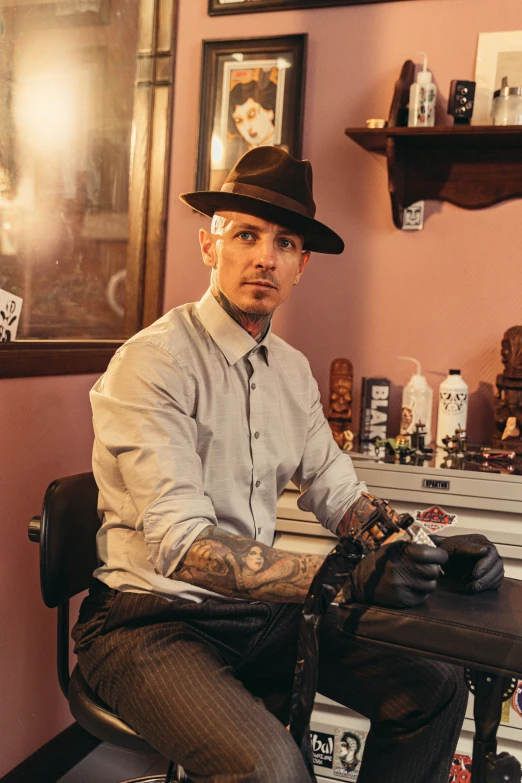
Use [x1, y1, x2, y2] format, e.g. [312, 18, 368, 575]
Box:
[91, 341, 216, 578]
[293, 376, 366, 534]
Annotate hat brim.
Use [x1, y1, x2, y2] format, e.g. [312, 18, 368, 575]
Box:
[179, 191, 344, 255]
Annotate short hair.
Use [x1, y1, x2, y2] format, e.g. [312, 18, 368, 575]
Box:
[228, 79, 278, 135]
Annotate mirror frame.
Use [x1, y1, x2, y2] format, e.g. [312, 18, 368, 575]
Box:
[0, 0, 178, 379]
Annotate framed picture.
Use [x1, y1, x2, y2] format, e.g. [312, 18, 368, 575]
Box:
[209, 0, 414, 15]
[196, 34, 307, 191]
[474, 31, 522, 125]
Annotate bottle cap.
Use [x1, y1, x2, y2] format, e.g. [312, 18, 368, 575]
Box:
[449, 369, 461, 375]
[493, 76, 522, 99]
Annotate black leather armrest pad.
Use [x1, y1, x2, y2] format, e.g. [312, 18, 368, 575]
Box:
[338, 577, 522, 677]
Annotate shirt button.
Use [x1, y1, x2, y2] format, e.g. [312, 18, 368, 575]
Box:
[251, 383, 256, 390]
[254, 431, 260, 439]
[255, 480, 261, 488]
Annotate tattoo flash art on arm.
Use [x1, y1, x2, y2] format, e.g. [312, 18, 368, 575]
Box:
[173, 526, 324, 602]
[212, 287, 272, 342]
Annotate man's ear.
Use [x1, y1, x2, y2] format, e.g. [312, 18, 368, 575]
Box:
[293, 251, 311, 285]
[200, 228, 215, 268]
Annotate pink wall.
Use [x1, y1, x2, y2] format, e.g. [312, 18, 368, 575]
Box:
[165, 0, 522, 444]
[0, 375, 97, 776]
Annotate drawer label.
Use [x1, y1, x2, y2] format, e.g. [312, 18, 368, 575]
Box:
[422, 479, 450, 491]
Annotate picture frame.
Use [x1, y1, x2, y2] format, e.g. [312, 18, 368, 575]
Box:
[473, 31, 522, 125]
[208, 0, 415, 15]
[196, 34, 307, 192]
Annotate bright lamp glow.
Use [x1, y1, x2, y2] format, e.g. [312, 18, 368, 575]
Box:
[211, 134, 225, 167]
[15, 70, 81, 154]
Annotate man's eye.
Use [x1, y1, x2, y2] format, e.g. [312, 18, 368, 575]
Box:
[279, 238, 295, 249]
[238, 232, 255, 240]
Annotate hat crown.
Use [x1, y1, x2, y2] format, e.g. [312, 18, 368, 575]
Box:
[224, 146, 316, 218]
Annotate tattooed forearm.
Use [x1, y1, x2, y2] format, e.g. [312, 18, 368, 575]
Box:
[173, 526, 324, 602]
[211, 286, 272, 342]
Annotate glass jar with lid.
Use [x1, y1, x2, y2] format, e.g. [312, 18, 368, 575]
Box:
[492, 76, 522, 125]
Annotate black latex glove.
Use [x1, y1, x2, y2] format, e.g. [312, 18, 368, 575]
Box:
[343, 540, 448, 608]
[430, 534, 504, 594]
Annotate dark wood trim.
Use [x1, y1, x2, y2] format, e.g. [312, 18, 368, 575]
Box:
[0, 341, 122, 378]
[208, 0, 417, 13]
[0, 722, 100, 783]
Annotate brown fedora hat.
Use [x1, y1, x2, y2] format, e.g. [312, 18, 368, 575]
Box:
[179, 147, 344, 255]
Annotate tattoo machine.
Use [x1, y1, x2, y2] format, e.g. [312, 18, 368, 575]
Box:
[288, 495, 434, 747]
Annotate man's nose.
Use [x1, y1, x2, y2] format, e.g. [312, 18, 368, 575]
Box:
[255, 239, 277, 269]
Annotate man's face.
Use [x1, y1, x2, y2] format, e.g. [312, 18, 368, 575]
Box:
[200, 211, 310, 316]
[232, 98, 275, 146]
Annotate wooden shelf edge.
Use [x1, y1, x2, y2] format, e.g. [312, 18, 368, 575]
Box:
[345, 125, 522, 153]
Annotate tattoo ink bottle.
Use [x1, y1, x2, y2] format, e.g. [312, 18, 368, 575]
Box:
[398, 356, 433, 445]
[408, 52, 437, 127]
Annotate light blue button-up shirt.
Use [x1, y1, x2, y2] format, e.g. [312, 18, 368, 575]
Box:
[90, 289, 365, 602]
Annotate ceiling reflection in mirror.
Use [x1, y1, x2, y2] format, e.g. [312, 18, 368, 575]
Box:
[0, 0, 138, 338]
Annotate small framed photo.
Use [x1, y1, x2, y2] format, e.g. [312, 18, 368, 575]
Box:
[209, 0, 413, 14]
[196, 34, 307, 191]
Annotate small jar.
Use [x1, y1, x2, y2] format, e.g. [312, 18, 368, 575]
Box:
[492, 78, 522, 126]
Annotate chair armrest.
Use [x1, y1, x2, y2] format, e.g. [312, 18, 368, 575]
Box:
[338, 578, 522, 678]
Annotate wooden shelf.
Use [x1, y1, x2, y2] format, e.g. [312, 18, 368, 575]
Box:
[344, 61, 522, 228]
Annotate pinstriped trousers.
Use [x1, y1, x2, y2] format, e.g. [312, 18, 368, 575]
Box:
[72, 581, 468, 783]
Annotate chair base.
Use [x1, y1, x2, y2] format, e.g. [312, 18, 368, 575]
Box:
[120, 765, 188, 783]
[120, 778, 171, 783]
[120, 776, 186, 783]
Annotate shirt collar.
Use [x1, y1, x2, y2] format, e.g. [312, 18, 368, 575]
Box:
[196, 288, 271, 366]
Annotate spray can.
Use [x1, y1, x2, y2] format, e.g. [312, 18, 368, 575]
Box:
[436, 369, 468, 447]
[398, 356, 433, 444]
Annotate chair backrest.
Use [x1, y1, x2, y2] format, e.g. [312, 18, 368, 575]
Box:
[40, 472, 100, 608]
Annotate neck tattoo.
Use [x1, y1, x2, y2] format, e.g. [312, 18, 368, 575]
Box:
[212, 287, 272, 342]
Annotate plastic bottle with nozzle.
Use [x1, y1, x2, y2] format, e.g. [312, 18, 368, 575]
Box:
[398, 356, 433, 445]
[408, 51, 437, 127]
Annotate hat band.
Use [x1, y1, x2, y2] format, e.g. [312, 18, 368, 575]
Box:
[220, 182, 315, 218]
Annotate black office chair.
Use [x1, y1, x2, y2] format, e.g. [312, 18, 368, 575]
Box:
[28, 472, 187, 783]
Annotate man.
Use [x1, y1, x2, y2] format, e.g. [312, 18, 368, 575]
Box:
[73, 147, 503, 783]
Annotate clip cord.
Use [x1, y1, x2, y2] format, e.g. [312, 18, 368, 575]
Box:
[288, 535, 363, 746]
[288, 497, 415, 747]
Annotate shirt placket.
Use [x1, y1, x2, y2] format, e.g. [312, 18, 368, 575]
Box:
[248, 348, 268, 542]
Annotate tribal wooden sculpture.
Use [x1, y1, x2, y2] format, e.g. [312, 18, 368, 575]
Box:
[493, 326, 522, 453]
[327, 358, 354, 450]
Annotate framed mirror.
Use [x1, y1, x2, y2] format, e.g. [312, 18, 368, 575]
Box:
[0, 0, 178, 377]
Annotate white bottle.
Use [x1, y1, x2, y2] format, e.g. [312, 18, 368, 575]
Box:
[398, 356, 433, 444]
[408, 52, 437, 127]
[436, 370, 469, 447]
